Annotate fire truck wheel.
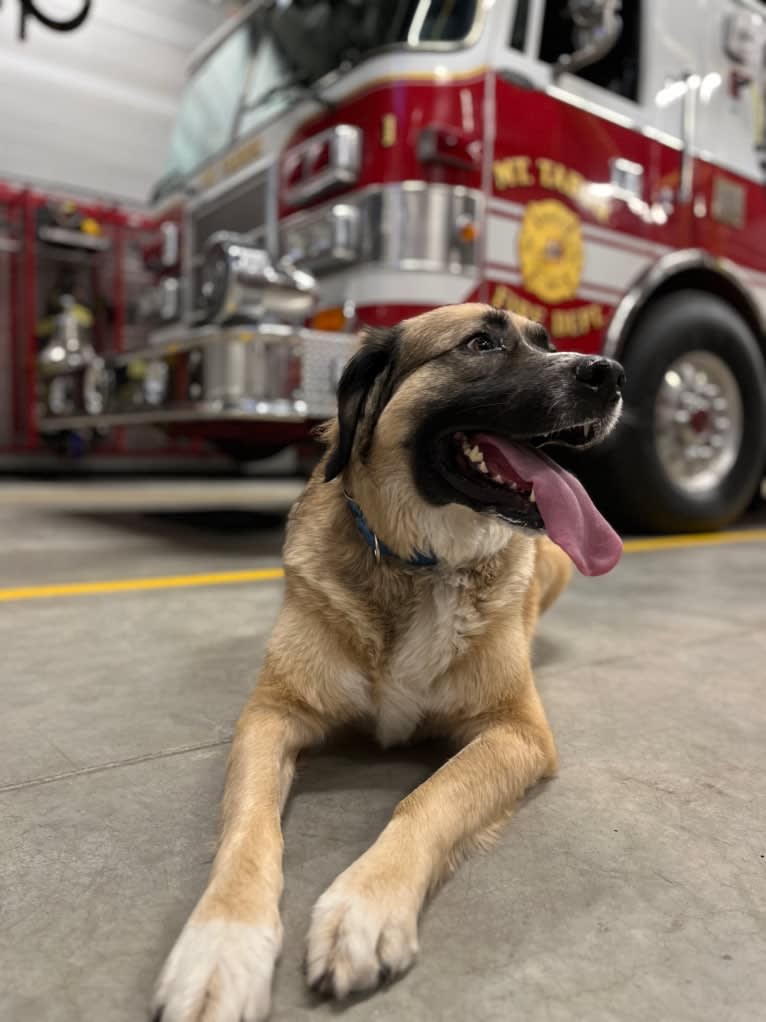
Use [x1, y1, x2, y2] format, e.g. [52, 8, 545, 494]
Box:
[592, 290, 766, 533]
[213, 440, 288, 463]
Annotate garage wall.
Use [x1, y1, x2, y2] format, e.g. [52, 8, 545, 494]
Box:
[0, 1, 239, 204]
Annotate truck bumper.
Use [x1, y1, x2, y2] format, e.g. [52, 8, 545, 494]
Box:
[38, 322, 357, 432]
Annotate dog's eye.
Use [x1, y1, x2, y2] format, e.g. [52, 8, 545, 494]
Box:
[465, 333, 504, 353]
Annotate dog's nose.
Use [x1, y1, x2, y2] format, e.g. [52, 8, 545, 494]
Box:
[574, 356, 625, 394]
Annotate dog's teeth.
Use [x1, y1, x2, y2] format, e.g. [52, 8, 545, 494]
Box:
[583, 422, 592, 438]
[529, 486, 536, 503]
[493, 473, 504, 484]
[478, 461, 488, 473]
[468, 446, 483, 463]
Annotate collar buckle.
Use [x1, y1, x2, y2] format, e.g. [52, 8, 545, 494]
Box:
[344, 491, 436, 569]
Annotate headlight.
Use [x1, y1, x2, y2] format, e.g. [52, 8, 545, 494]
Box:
[281, 184, 480, 276]
[280, 204, 361, 272]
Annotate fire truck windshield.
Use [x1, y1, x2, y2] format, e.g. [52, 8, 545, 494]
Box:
[155, 21, 264, 198]
[153, 0, 480, 200]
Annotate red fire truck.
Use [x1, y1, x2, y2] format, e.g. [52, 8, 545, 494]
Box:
[24, 0, 766, 530]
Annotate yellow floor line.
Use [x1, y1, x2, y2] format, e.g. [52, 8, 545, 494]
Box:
[622, 528, 766, 553]
[1, 528, 764, 603]
[0, 567, 285, 602]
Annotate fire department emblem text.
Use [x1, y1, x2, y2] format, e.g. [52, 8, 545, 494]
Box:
[518, 199, 583, 304]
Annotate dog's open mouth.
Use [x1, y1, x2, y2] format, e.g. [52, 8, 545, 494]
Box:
[451, 432, 544, 528]
[437, 426, 622, 576]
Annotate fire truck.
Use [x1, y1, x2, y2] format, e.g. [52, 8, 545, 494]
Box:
[27, 0, 766, 531]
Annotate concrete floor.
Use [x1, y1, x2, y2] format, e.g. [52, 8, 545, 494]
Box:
[1, 494, 765, 1022]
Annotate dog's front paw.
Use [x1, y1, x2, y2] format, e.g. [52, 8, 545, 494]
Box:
[306, 870, 419, 999]
[152, 919, 281, 1022]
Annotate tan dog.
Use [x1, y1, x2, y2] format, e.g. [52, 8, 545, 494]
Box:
[153, 304, 624, 1022]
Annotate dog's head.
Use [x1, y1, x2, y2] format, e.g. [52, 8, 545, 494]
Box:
[323, 303, 624, 574]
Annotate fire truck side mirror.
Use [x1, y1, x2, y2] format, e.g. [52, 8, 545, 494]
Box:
[553, 0, 623, 79]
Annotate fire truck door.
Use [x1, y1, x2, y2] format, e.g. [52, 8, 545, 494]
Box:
[693, 0, 766, 279]
[484, 1, 696, 351]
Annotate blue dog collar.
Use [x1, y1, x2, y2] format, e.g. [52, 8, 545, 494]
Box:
[344, 492, 437, 568]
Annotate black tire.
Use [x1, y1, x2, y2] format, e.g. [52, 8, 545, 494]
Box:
[584, 290, 766, 533]
[212, 441, 288, 463]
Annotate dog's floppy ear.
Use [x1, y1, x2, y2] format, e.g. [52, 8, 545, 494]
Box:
[324, 327, 398, 481]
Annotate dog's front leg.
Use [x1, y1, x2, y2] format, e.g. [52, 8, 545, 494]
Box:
[153, 682, 325, 1022]
[306, 684, 556, 998]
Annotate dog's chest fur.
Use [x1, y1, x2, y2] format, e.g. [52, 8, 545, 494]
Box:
[371, 577, 487, 747]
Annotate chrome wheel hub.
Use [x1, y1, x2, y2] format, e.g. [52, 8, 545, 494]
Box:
[654, 351, 743, 494]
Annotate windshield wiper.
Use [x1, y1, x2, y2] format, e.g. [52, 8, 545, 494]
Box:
[241, 73, 335, 114]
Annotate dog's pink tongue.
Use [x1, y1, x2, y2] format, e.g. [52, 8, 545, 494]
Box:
[474, 434, 622, 576]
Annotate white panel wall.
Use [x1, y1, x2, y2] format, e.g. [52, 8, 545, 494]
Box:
[0, 1, 237, 203]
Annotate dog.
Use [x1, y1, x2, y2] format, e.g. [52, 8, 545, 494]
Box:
[153, 303, 624, 1021]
